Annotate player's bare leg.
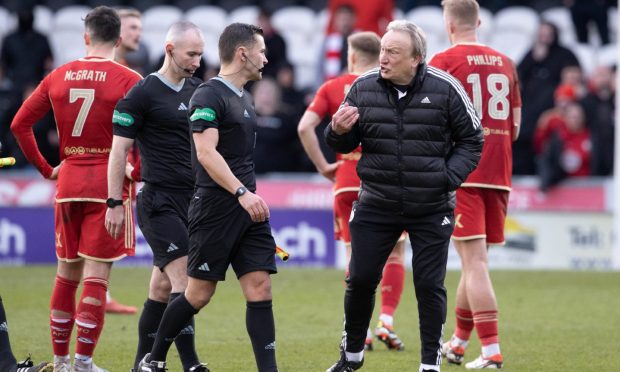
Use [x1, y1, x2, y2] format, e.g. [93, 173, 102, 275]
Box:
[240, 271, 277, 372]
[375, 240, 406, 351]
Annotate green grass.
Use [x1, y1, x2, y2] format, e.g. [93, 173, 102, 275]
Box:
[2, 267, 620, 371]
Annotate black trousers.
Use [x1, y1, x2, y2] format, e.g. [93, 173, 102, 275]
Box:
[344, 202, 453, 366]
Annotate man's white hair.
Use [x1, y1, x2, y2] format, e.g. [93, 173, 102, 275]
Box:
[386, 20, 427, 62]
[165, 20, 204, 44]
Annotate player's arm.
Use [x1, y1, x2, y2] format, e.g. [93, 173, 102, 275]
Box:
[9, 76, 58, 179]
[105, 83, 144, 238]
[512, 107, 522, 142]
[105, 135, 134, 239]
[297, 110, 338, 181]
[510, 61, 522, 142]
[193, 128, 269, 222]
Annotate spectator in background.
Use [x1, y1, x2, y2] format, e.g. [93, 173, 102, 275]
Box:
[581, 64, 615, 175]
[564, 0, 611, 45]
[327, 0, 394, 35]
[533, 84, 579, 155]
[561, 65, 587, 99]
[0, 83, 59, 169]
[257, 7, 289, 79]
[516, 21, 580, 175]
[0, 8, 53, 95]
[253, 77, 304, 174]
[276, 62, 308, 120]
[536, 102, 591, 191]
[322, 4, 357, 81]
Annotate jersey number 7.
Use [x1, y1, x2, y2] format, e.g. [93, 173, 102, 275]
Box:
[69, 88, 95, 137]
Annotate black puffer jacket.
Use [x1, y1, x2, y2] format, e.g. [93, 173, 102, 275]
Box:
[325, 64, 483, 217]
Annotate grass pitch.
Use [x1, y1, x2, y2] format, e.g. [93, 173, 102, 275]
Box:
[2, 266, 620, 371]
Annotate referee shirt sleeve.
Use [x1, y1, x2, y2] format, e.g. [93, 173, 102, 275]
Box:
[189, 84, 224, 133]
[113, 82, 147, 139]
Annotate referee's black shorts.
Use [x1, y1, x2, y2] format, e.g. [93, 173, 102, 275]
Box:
[136, 183, 192, 270]
[187, 187, 277, 281]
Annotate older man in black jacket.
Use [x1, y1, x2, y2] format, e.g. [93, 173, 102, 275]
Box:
[324, 20, 483, 372]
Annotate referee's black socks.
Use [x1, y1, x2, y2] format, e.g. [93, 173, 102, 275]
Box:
[134, 298, 167, 370]
[150, 294, 198, 364]
[246, 300, 278, 372]
[169, 292, 200, 371]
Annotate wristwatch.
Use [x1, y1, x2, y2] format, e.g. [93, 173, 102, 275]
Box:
[234, 186, 248, 198]
[106, 198, 123, 208]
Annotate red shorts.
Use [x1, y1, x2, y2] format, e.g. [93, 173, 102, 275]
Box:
[54, 201, 135, 262]
[334, 191, 357, 244]
[452, 187, 509, 245]
[334, 191, 406, 245]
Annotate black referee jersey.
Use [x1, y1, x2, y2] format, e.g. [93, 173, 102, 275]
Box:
[188, 77, 258, 192]
[113, 73, 202, 189]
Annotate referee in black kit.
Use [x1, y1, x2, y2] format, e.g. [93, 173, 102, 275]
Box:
[105, 21, 208, 371]
[137, 23, 278, 372]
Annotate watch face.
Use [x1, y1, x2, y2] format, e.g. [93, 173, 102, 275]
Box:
[236, 187, 247, 197]
[107, 198, 122, 207]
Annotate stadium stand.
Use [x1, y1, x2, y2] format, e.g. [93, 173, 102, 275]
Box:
[0, 2, 615, 95]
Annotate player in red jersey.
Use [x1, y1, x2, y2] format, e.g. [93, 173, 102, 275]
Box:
[298, 31, 406, 351]
[10, 6, 142, 372]
[429, 0, 522, 368]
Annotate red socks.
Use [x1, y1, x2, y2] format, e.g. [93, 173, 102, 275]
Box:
[380, 263, 405, 316]
[50, 276, 79, 356]
[454, 307, 474, 341]
[75, 277, 108, 357]
[473, 310, 499, 346]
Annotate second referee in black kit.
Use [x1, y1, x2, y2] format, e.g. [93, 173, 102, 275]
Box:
[136, 23, 279, 372]
[105, 21, 209, 372]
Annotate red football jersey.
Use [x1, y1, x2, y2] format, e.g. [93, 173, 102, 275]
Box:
[429, 44, 522, 189]
[11, 56, 141, 200]
[307, 73, 362, 193]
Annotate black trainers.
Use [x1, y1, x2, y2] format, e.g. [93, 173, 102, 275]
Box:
[326, 347, 363, 372]
[16, 356, 53, 372]
[188, 363, 210, 372]
[137, 354, 167, 372]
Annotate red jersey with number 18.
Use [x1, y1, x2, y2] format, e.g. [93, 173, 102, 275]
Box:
[429, 44, 521, 190]
[307, 73, 362, 194]
[11, 56, 142, 200]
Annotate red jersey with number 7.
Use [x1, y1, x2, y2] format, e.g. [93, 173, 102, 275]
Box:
[11, 56, 142, 200]
[307, 73, 362, 194]
[429, 44, 521, 190]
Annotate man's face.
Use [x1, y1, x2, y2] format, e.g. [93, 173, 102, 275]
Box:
[121, 16, 142, 52]
[379, 30, 418, 85]
[245, 35, 268, 81]
[170, 31, 204, 78]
